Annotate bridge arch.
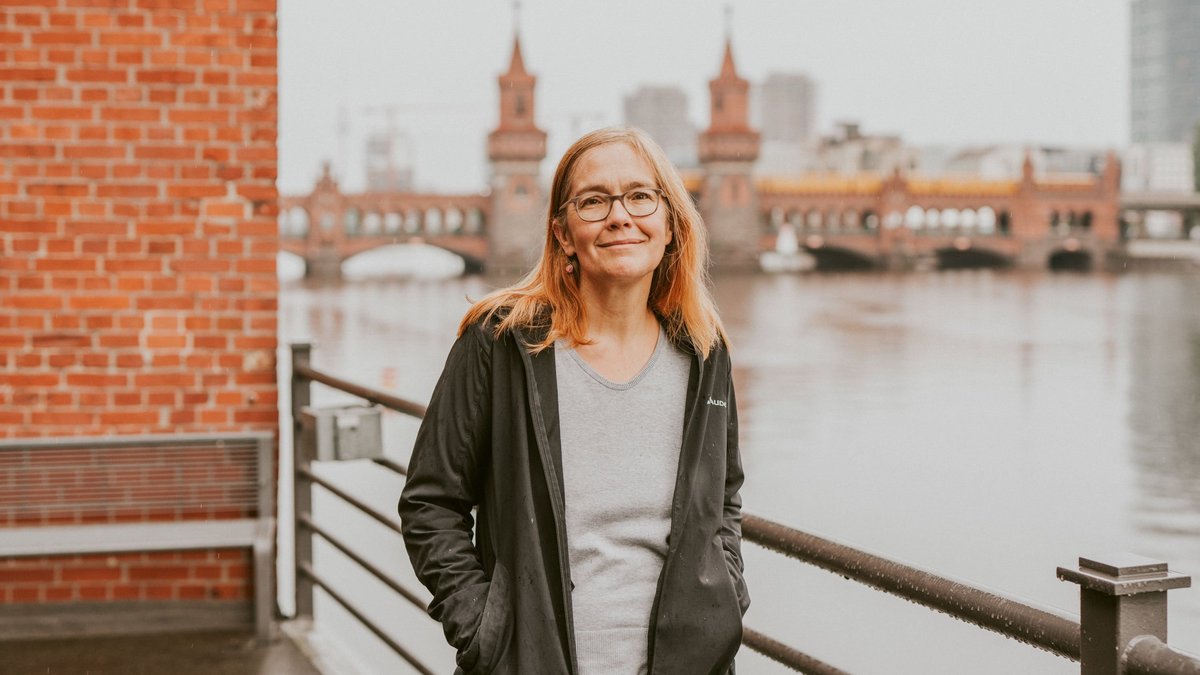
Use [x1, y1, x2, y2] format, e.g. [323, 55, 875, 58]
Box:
[445, 207, 463, 233]
[340, 243, 469, 279]
[906, 205, 924, 230]
[362, 211, 382, 236]
[280, 206, 310, 238]
[424, 208, 443, 235]
[344, 208, 361, 236]
[825, 207, 844, 230]
[404, 210, 421, 234]
[803, 243, 877, 271]
[384, 212, 401, 235]
[978, 207, 996, 234]
[942, 208, 960, 231]
[465, 208, 485, 234]
[935, 244, 1012, 270]
[1048, 247, 1092, 271]
[961, 208, 977, 232]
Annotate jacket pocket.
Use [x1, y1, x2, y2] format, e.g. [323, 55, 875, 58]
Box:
[456, 561, 513, 675]
[715, 536, 750, 617]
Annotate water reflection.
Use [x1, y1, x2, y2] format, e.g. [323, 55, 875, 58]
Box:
[1127, 274, 1200, 543]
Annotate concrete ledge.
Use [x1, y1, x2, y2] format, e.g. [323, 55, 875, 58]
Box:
[0, 600, 253, 641]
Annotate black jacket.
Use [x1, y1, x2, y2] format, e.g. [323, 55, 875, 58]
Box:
[398, 319, 749, 675]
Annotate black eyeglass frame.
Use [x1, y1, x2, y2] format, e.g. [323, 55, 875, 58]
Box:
[557, 187, 666, 223]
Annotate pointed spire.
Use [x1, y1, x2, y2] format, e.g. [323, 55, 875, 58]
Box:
[719, 39, 738, 79]
[506, 35, 528, 77]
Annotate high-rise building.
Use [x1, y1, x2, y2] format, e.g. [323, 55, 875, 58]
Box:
[1131, 0, 1200, 143]
[364, 130, 413, 192]
[622, 85, 697, 168]
[754, 73, 816, 176]
[758, 73, 816, 143]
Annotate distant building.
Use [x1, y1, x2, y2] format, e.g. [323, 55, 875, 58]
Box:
[757, 73, 816, 143]
[1123, 142, 1195, 237]
[807, 122, 914, 175]
[754, 73, 816, 176]
[1122, 143, 1196, 192]
[622, 85, 697, 168]
[1131, 0, 1200, 143]
[364, 131, 413, 192]
[936, 145, 1106, 180]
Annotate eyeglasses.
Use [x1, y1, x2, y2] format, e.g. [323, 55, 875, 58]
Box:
[560, 187, 665, 222]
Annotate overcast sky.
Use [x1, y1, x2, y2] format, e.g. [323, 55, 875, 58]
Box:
[278, 0, 1130, 195]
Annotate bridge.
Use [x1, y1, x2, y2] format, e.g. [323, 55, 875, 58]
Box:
[748, 153, 1126, 271]
[279, 164, 492, 277]
[280, 153, 1200, 277]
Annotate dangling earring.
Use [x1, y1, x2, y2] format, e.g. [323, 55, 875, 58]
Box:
[565, 258, 575, 274]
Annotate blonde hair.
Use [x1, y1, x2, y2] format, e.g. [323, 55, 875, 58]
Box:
[460, 127, 727, 358]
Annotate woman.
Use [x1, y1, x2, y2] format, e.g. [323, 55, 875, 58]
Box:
[398, 127, 748, 675]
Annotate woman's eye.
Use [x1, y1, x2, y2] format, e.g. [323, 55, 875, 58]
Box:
[579, 196, 605, 208]
[628, 190, 653, 202]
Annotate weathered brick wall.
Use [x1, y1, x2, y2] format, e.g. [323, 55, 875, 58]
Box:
[0, 0, 278, 613]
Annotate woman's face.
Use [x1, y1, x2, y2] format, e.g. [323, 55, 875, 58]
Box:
[555, 142, 672, 290]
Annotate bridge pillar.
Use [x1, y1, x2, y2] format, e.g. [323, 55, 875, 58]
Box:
[305, 247, 342, 281]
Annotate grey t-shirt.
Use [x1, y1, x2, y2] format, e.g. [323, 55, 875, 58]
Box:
[554, 328, 691, 675]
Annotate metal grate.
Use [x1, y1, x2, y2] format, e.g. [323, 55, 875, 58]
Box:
[0, 437, 264, 528]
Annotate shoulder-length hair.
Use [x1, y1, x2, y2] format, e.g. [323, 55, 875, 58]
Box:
[459, 126, 727, 358]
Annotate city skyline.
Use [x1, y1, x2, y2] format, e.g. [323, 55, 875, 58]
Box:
[279, 0, 1130, 194]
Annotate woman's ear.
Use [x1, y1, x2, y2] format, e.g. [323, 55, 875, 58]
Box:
[553, 218, 575, 257]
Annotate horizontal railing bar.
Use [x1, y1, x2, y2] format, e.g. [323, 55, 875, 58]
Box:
[299, 561, 437, 675]
[0, 433, 271, 451]
[1125, 635, 1200, 675]
[294, 363, 427, 419]
[299, 512, 428, 612]
[742, 626, 850, 674]
[742, 514, 1081, 661]
[373, 457, 408, 476]
[299, 466, 402, 536]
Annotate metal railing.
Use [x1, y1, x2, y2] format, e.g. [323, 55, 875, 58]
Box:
[290, 342, 1199, 674]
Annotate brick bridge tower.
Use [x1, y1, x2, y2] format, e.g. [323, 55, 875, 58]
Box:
[698, 38, 761, 270]
[486, 34, 548, 272]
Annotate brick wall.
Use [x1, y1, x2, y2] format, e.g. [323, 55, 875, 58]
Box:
[0, 0, 278, 616]
[1, 549, 251, 603]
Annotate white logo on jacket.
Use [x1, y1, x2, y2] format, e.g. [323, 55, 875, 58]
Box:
[706, 397, 727, 408]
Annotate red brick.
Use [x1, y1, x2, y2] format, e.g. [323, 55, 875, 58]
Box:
[98, 30, 162, 47]
[30, 31, 92, 45]
[61, 566, 122, 582]
[0, 67, 57, 81]
[65, 68, 129, 83]
[30, 106, 93, 120]
[67, 295, 130, 310]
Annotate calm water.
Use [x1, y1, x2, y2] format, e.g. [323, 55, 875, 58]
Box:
[277, 263, 1200, 674]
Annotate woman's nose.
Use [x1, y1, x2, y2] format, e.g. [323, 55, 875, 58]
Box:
[605, 198, 633, 227]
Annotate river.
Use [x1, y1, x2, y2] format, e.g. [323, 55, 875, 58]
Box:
[276, 252, 1200, 674]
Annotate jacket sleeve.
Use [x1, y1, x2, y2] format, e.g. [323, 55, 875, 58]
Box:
[398, 324, 494, 654]
[720, 368, 751, 616]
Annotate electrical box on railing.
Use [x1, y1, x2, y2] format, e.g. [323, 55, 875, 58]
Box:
[299, 405, 383, 461]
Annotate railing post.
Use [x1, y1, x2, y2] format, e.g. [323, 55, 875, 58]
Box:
[1057, 554, 1192, 675]
[291, 342, 315, 620]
